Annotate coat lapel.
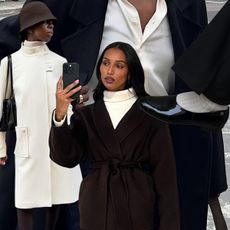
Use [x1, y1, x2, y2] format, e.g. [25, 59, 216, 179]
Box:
[115, 100, 146, 143]
[93, 99, 123, 158]
[93, 99, 145, 158]
[169, 0, 192, 11]
[166, 0, 208, 93]
[69, 0, 108, 25]
[167, 0, 207, 28]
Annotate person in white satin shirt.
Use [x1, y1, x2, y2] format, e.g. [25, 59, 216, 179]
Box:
[0, 0, 227, 230]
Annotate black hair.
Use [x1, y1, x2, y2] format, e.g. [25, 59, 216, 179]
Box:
[20, 31, 27, 42]
[93, 41, 148, 101]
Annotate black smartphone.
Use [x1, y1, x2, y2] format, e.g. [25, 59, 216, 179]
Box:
[63, 62, 80, 100]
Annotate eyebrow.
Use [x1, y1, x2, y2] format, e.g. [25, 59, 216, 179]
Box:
[102, 57, 127, 64]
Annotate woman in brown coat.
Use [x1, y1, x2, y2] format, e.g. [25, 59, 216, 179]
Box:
[49, 42, 180, 230]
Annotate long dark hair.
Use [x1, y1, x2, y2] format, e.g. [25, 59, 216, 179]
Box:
[93, 41, 148, 101]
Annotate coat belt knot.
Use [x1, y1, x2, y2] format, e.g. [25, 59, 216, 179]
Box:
[88, 160, 151, 230]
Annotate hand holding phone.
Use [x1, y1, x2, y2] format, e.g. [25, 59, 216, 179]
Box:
[63, 62, 80, 100]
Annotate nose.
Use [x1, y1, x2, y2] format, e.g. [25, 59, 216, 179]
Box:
[107, 65, 114, 75]
[47, 21, 54, 29]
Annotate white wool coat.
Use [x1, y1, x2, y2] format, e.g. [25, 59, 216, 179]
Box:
[0, 41, 81, 208]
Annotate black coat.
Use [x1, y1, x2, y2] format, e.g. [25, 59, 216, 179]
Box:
[0, 1, 227, 230]
[50, 99, 180, 230]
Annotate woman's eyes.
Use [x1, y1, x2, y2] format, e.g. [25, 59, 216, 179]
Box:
[116, 64, 125, 69]
[102, 61, 125, 69]
[102, 60, 109, 66]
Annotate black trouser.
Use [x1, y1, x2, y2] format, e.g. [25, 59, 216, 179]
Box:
[0, 131, 17, 230]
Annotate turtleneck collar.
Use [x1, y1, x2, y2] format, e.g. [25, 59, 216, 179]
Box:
[21, 40, 49, 56]
[104, 88, 137, 102]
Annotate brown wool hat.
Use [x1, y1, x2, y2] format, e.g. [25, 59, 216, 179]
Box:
[19, 1, 57, 32]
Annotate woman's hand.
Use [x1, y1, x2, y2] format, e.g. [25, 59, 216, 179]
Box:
[74, 84, 90, 110]
[0, 156, 7, 166]
[55, 76, 82, 121]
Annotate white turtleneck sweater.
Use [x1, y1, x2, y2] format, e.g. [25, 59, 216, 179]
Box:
[21, 40, 49, 55]
[103, 88, 137, 128]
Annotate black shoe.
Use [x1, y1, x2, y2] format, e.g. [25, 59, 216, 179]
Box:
[139, 95, 229, 130]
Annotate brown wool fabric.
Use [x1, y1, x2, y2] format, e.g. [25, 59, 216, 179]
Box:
[19, 1, 57, 32]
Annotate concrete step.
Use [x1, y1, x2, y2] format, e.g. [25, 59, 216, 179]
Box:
[0, 0, 25, 20]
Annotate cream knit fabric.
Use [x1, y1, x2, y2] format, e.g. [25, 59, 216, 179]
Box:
[104, 88, 137, 128]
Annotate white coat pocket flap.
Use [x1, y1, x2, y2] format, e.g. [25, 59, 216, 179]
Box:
[15, 127, 29, 158]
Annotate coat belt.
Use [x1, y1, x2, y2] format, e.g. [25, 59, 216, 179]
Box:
[90, 159, 151, 230]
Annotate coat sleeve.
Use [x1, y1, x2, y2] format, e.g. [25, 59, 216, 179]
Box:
[149, 123, 180, 230]
[0, 57, 9, 158]
[49, 111, 87, 168]
[0, 58, 9, 118]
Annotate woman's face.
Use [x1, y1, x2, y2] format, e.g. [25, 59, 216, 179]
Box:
[27, 20, 54, 42]
[100, 47, 129, 91]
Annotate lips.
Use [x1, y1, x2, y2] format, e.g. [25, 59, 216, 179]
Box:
[104, 77, 114, 84]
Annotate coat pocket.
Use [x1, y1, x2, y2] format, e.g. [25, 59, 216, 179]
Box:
[15, 127, 29, 158]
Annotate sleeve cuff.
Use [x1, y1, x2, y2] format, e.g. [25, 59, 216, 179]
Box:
[53, 110, 67, 127]
[0, 132, 6, 158]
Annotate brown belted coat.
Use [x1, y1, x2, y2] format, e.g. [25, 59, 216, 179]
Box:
[49, 99, 180, 230]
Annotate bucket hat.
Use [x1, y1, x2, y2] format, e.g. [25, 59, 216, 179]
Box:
[19, 1, 57, 32]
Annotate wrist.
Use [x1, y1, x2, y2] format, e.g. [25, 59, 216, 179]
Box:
[55, 111, 66, 122]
